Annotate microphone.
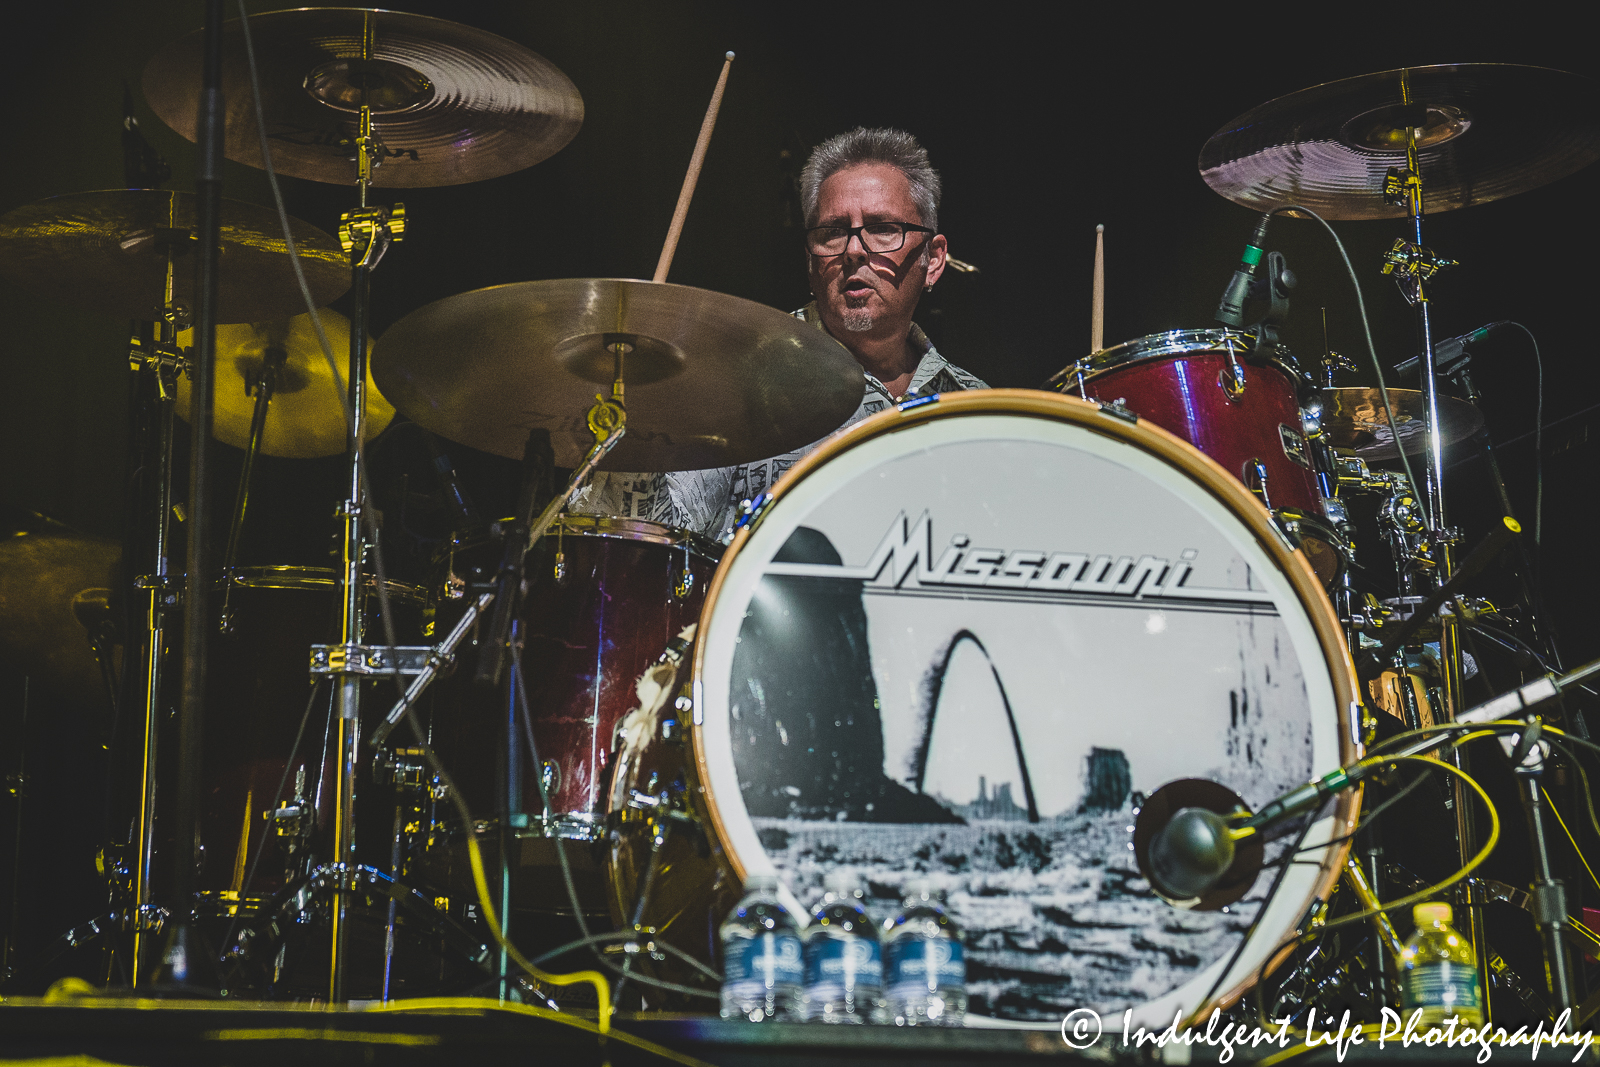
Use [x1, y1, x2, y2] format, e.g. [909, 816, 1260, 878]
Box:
[423, 432, 481, 528]
[1147, 807, 1238, 900]
[1137, 664, 1583, 902]
[1214, 212, 1274, 327]
[1394, 320, 1508, 377]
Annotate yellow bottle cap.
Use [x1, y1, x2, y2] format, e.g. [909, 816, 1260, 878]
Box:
[1414, 902, 1452, 925]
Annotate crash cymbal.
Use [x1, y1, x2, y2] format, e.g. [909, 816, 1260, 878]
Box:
[1321, 387, 1484, 460]
[1200, 65, 1600, 219]
[143, 8, 584, 188]
[174, 309, 395, 458]
[0, 190, 348, 323]
[0, 509, 121, 710]
[373, 279, 864, 471]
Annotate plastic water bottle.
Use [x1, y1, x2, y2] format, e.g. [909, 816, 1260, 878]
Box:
[719, 873, 804, 1021]
[883, 878, 966, 1026]
[802, 870, 883, 1023]
[1399, 902, 1484, 1027]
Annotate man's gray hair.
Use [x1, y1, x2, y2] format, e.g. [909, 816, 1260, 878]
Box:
[800, 127, 941, 230]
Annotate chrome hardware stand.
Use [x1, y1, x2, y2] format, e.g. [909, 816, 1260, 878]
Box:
[149, 0, 227, 989]
[325, 60, 407, 998]
[1505, 733, 1576, 1011]
[1378, 71, 1486, 1007]
[218, 338, 289, 631]
[124, 212, 192, 984]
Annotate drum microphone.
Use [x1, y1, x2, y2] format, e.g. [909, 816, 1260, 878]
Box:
[1146, 807, 1241, 900]
[1213, 212, 1274, 328]
[1141, 663, 1585, 901]
[1394, 320, 1509, 377]
[423, 432, 481, 527]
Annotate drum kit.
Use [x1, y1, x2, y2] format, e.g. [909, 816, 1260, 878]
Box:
[1, 4, 1596, 1033]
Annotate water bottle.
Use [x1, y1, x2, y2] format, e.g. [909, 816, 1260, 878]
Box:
[719, 873, 804, 1021]
[883, 878, 966, 1026]
[803, 870, 883, 1023]
[1399, 902, 1484, 1027]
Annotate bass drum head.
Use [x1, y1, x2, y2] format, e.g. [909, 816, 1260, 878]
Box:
[690, 390, 1356, 1027]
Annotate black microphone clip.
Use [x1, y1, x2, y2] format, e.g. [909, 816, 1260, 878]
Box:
[1394, 320, 1508, 379]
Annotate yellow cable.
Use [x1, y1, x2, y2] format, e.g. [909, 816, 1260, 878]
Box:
[1312, 749, 1500, 934]
[364, 996, 713, 1067]
[1542, 785, 1600, 894]
[461, 834, 612, 1032]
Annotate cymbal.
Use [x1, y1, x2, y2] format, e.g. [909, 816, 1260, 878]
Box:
[1321, 387, 1483, 460]
[143, 8, 584, 188]
[1200, 65, 1600, 219]
[373, 279, 864, 471]
[0, 509, 121, 710]
[0, 190, 348, 323]
[175, 309, 395, 459]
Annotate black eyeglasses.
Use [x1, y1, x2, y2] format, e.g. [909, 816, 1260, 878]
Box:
[805, 221, 936, 257]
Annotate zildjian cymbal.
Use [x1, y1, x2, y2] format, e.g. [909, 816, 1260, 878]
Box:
[0, 190, 348, 323]
[1321, 387, 1484, 460]
[1200, 64, 1600, 219]
[143, 8, 584, 188]
[174, 308, 395, 459]
[373, 279, 864, 472]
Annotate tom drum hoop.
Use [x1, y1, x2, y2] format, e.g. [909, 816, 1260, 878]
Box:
[608, 389, 1357, 1026]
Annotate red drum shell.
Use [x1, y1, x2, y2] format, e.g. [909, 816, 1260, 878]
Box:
[431, 517, 718, 832]
[1060, 331, 1339, 583]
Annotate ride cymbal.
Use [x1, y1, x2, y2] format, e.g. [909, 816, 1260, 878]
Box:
[1200, 65, 1600, 219]
[1321, 387, 1483, 460]
[0, 190, 347, 323]
[175, 308, 394, 459]
[373, 279, 864, 471]
[143, 8, 584, 188]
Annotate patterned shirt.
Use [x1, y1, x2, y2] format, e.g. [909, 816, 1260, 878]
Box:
[568, 304, 988, 540]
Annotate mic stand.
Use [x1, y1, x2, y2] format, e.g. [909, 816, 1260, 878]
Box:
[1507, 732, 1576, 1011]
[1168, 659, 1600, 1014]
[154, 0, 225, 992]
[1445, 356, 1564, 672]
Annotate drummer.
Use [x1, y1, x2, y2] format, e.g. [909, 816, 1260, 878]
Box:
[570, 127, 987, 539]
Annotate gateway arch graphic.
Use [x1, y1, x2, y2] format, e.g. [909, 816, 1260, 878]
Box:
[912, 628, 1040, 823]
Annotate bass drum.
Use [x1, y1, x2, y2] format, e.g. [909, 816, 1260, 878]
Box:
[608, 389, 1358, 1025]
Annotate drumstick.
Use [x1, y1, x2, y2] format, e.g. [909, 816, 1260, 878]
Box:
[1091, 224, 1105, 353]
[652, 51, 735, 284]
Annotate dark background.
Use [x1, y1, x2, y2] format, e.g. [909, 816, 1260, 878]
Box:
[2, 0, 1597, 995]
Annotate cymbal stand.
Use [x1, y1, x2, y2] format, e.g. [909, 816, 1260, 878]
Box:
[320, 73, 406, 1000]
[219, 339, 288, 632]
[1378, 71, 1486, 1008]
[122, 221, 192, 984]
[361, 387, 625, 995]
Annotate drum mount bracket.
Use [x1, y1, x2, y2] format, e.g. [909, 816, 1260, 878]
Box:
[309, 642, 438, 676]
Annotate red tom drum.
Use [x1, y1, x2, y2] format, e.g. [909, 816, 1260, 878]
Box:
[431, 516, 720, 841]
[1051, 329, 1343, 584]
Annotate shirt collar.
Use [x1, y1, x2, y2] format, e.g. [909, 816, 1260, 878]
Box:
[796, 302, 947, 399]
